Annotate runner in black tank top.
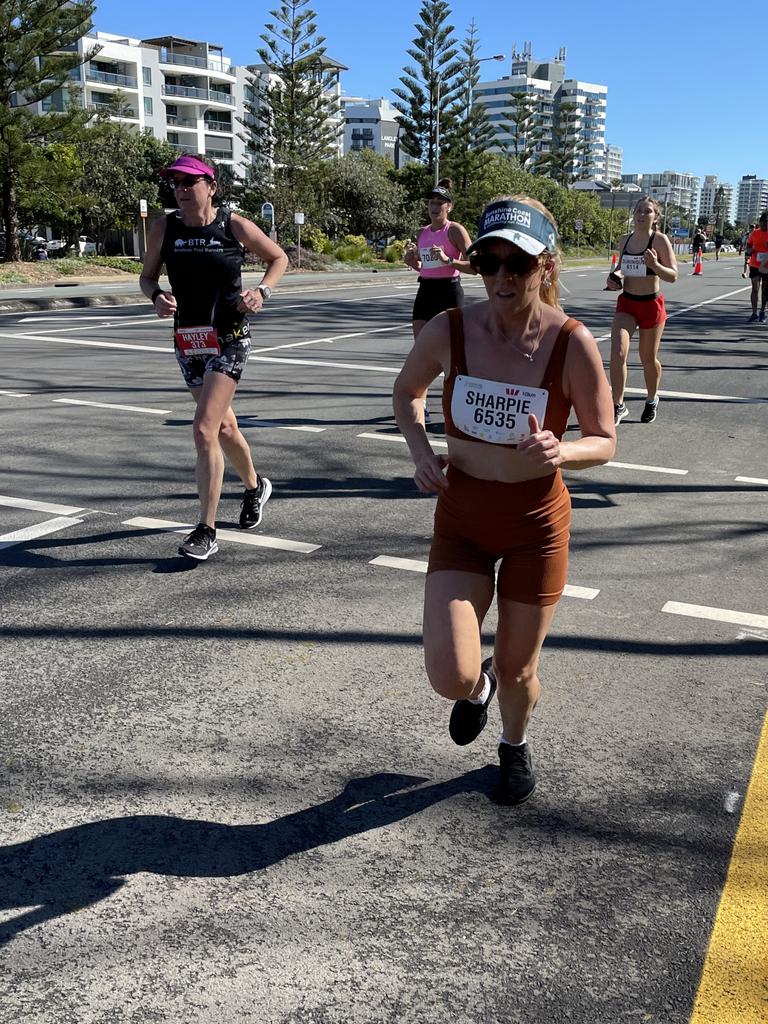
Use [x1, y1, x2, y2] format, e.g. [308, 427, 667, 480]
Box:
[140, 155, 288, 561]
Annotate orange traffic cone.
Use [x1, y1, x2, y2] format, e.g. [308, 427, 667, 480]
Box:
[692, 248, 703, 276]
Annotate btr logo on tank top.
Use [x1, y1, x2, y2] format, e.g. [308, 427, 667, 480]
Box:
[174, 237, 223, 250]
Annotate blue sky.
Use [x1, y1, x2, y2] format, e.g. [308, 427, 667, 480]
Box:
[93, 0, 760, 188]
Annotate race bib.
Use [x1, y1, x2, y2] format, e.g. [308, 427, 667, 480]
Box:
[419, 246, 443, 269]
[621, 254, 646, 277]
[174, 325, 221, 357]
[451, 375, 548, 444]
[757, 251, 767, 264]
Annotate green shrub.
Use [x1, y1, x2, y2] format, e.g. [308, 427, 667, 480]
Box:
[384, 239, 408, 263]
[56, 256, 142, 275]
[342, 234, 367, 249]
[302, 226, 333, 254]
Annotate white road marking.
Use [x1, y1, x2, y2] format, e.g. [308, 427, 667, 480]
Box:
[666, 285, 751, 319]
[605, 460, 688, 475]
[18, 314, 156, 324]
[0, 495, 84, 515]
[255, 323, 408, 354]
[239, 418, 325, 432]
[736, 476, 768, 486]
[54, 398, 171, 414]
[123, 517, 320, 553]
[12, 315, 159, 335]
[357, 431, 448, 449]
[663, 601, 768, 630]
[623, 386, 764, 404]
[369, 555, 599, 599]
[249, 355, 402, 373]
[0, 389, 31, 397]
[0, 331, 167, 353]
[0, 516, 83, 550]
[736, 629, 768, 642]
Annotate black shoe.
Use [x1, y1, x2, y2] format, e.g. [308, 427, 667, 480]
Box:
[178, 523, 218, 561]
[640, 399, 658, 423]
[494, 743, 536, 805]
[614, 403, 629, 424]
[449, 657, 497, 746]
[239, 476, 272, 529]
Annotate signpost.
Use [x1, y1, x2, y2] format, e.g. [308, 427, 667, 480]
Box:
[139, 199, 148, 253]
[574, 218, 583, 256]
[261, 202, 276, 242]
[294, 211, 305, 267]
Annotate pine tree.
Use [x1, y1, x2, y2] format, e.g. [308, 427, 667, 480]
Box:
[444, 21, 498, 195]
[500, 92, 543, 171]
[536, 102, 586, 186]
[392, 0, 463, 179]
[0, 0, 98, 261]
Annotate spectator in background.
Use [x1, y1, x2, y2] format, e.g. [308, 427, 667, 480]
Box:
[714, 232, 724, 260]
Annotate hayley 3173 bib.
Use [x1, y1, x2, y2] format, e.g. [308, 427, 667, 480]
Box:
[451, 374, 549, 444]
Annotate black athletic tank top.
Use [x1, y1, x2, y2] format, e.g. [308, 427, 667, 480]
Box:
[160, 208, 245, 329]
[620, 229, 657, 277]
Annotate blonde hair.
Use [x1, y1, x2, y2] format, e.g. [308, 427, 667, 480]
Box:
[482, 194, 562, 309]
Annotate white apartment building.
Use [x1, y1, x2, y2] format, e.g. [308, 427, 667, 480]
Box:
[736, 176, 768, 225]
[698, 176, 734, 225]
[473, 47, 607, 179]
[621, 171, 700, 220]
[604, 144, 622, 181]
[33, 30, 347, 174]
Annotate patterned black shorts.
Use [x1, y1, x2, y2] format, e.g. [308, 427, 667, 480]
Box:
[174, 320, 251, 389]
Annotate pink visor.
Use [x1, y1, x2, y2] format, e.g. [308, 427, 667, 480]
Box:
[160, 155, 216, 180]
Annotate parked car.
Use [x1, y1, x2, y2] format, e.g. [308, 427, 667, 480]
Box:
[79, 235, 97, 255]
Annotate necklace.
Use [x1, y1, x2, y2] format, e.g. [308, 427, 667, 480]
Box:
[491, 309, 544, 363]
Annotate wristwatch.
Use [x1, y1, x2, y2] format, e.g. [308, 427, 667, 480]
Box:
[257, 284, 272, 301]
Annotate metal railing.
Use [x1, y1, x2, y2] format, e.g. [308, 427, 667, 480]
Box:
[88, 102, 138, 118]
[204, 120, 233, 133]
[166, 115, 197, 128]
[159, 51, 236, 75]
[204, 148, 233, 160]
[162, 84, 234, 105]
[87, 70, 138, 88]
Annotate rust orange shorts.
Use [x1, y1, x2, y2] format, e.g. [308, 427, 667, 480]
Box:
[427, 467, 571, 606]
[616, 291, 666, 329]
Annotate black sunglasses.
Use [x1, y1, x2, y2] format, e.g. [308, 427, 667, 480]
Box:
[168, 175, 207, 189]
[470, 251, 542, 277]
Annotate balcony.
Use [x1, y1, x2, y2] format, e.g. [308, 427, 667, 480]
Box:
[204, 119, 233, 133]
[158, 51, 237, 77]
[205, 148, 233, 161]
[162, 84, 234, 106]
[88, 101, 138, 119]
[167, 114, 198, 129]
[86, 69, 138, 89]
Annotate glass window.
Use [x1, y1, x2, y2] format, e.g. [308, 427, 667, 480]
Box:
[144, 97, 153, 115]
[143, 67, 151, 86]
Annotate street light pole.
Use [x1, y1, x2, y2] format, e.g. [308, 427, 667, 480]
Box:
[434, 53, 504, 186]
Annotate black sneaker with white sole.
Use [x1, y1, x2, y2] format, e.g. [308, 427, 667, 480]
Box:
[178, 523, 218, 561]
[239, 476, 272, 529]
[614, 402, 629, 424]
[449, 657, 497, 746]
[640, 399, 658, 423]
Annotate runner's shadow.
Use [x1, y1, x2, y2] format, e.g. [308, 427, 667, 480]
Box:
[0, 767, 496, 947]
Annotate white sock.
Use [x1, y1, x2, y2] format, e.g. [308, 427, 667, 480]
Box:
[469, 673, 491, 705]
[500, 734, 527, 747]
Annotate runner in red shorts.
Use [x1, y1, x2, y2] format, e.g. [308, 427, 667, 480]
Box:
[606, 196, 678, 424]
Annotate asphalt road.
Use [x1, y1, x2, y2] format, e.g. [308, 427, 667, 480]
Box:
[0, 258, 766, 1024]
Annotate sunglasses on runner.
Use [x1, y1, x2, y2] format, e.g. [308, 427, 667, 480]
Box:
[469, 251, 542, 277]
[169, 175, 207, 189]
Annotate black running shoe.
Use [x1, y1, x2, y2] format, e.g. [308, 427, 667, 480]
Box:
[495, 742, 536, 805]
[178, 523, 218, 561]
[614, 403, 629, 424]
[640, 399, 658, 423]
[449, 657, 497, 746]
[239, 476, 272, 529]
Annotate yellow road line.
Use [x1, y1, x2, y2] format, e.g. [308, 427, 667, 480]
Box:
[690, 711, 768, 1023]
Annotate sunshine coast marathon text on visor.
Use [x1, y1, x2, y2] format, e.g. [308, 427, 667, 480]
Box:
[473, 202, 558, 253]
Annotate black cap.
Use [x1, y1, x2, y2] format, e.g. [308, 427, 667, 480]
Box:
[428, 186, 452, 203]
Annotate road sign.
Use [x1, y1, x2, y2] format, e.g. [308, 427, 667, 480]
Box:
[294, 212, 305, 225]
[261, 202, 274, 221]
[139, 199, 147, 217]
[574, 218, 583, 232]
[670, 216, 680, 228]
[671, 228, 689, 238]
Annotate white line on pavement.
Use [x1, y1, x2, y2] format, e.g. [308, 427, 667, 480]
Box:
[736, 629, 768, 642]
[735, 476, 768, 486]
[369, 555, 599, 599]
[0, 389, 31, 397]
[249, 355, 401, 373]
[239, 418, 326, 432]
[54, 398, 171, 414]
[18, 314, 157, 324]
[0, 516, 83, 550]
[622, 386, 765, 404]
[663, 601, 768, 630]
[11, 315, 159, 335]
[255, 323, 408, 353]
[357, 431, 448, 448]
[123, 517, 320, 553]
[0, 494, 85, 515]
[605, 460, 688, 475]
[0, 331, 167, 353]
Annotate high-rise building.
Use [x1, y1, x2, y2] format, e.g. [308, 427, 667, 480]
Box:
[342, 98, 416, 167]
[621, 171, 700, 221]
[604, 144, 622, 181]
[698, 176, 735, 225]
[473, 44, 607, 179]
[736, 176, 768, 226]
